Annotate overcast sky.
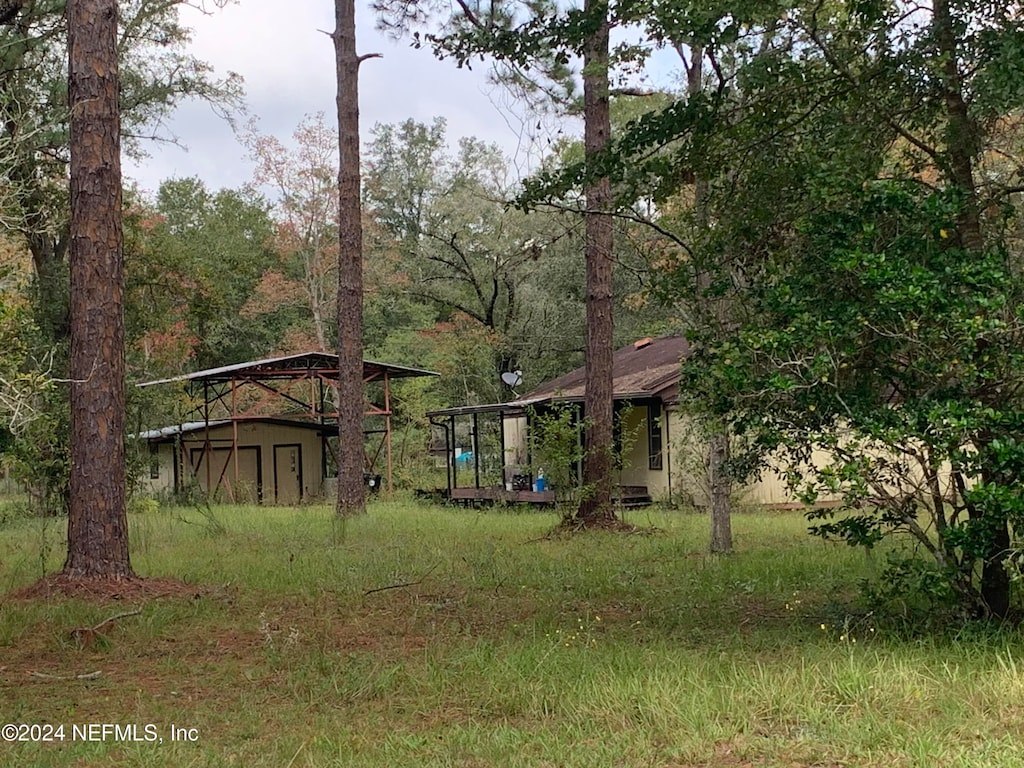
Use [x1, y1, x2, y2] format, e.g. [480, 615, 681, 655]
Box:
[123, 0, 551, 197]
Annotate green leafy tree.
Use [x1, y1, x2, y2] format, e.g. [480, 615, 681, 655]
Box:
[0, 261, 65, 513]
[0, 0, 241, 342]
[365, 118, 566, 379]
[243, 114, 341, 354]
[127, 179, 279, 376]
[0, 0, 241, 516]
[547, 0, 1024, 619]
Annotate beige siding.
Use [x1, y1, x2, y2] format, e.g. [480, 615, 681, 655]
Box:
[502, 416, 529, 467]
[142, 444, 177, 495]
[663, 408, 834, 508]
[744, 460, 810, 507]
[143, 422, 326, 504]
[494, 404, 849, 507]
[617, 404, 671, 497]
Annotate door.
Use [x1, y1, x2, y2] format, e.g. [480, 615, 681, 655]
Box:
[274, 444, 303, 505]
[189, 446, 262, 503]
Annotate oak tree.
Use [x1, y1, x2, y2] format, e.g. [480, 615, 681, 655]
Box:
[244, 114, 340, 354]
[586, 0, 1024, 619]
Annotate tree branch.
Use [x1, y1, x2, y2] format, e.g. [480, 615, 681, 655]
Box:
[364, 562, 439, 595]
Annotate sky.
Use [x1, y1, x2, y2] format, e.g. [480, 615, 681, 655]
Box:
[123, 0, 552, 197]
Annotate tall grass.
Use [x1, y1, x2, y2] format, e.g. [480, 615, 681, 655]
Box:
[1, 498, 1022, 767]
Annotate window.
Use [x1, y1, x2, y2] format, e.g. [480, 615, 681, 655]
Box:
[149, 444, 161, 479]
[648, 402, 663, 471]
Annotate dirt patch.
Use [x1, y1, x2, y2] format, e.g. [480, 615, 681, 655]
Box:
[540, 514, 662, 538]
[7, 574, 205, 602]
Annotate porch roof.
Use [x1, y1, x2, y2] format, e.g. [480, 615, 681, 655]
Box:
[426, 396, 551, 419]
[520, 335, 689, 404]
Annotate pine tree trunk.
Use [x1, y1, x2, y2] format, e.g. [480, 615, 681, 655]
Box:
[63, 0, 133, 579]
[573, 0, 616, 526]
[334, 0, 366, 516]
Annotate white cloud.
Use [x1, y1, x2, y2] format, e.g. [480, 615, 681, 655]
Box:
[123, 0, 550, 196]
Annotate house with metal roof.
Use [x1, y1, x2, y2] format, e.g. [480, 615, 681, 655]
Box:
[427, 336, 800, 507]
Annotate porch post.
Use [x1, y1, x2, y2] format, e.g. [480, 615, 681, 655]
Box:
[384, 370, 393, 491]
[231, 378, 239, 499]
[472, 412, 481, 490]
[499, 410, 507, 488]
[203, 380, 212, 497]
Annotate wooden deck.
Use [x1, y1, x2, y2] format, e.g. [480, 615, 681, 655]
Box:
[445, 485, 652, 507]
[613, 485, 653, 508]
[449, 487, 556, 505]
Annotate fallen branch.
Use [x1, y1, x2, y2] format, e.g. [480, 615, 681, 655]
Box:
[364, 563, 439, 595]
[29, 670, 103, 681]
[69, 605, 144, 646]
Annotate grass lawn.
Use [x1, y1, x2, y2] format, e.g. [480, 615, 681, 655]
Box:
[1, 498, 1023, 767]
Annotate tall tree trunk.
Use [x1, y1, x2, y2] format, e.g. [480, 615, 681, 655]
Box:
[978, 487, 1011, 618]
[573, 0, 616, 526]
[334, 0, 367, 515]
[708, 430, 732, 553]
[683, 42, 733, 554]
[63, 0, 133, 578]
[933, 0, 1007, 616]
[28, 232, 70, 345]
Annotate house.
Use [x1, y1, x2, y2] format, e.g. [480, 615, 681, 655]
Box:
[138, 352, 437, 504]
[427, 336, 800, 507]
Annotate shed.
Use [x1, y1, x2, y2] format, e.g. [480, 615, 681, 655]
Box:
[139, 418, 331, 503]
[139, 352, 437, 504]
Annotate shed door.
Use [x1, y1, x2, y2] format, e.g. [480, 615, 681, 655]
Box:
[189, 446, 261, 503]
[274, 444, 303, 505]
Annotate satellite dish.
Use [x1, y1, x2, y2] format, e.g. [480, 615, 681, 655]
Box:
[501, 370, 523, 388]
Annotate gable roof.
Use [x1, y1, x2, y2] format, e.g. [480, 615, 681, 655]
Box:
[137, 351, 437, 388]
[426, 336, 690, 418]
[517, 335, 690, 405]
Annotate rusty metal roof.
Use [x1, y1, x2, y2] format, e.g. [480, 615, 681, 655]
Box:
[427, 336, 691, 418]
[516, 335, 690, 405]
[138, 351, 438, 387]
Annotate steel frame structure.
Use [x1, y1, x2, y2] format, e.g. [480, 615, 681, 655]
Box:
[140, 352, 437, 496]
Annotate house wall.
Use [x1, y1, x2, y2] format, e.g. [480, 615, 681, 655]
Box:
[144, 444, 177, 496]
[617, 404, 672, 496]
[744, 436, 971, 509]
[143, 422, 326, 504]
[502, 416, 529, 467]
[744, 456, 811, 507]
[663, 408, 848, 508]
[493, 402, 850, 507]
[500, 403, 677, 498]
[493, 402, 961, 509]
